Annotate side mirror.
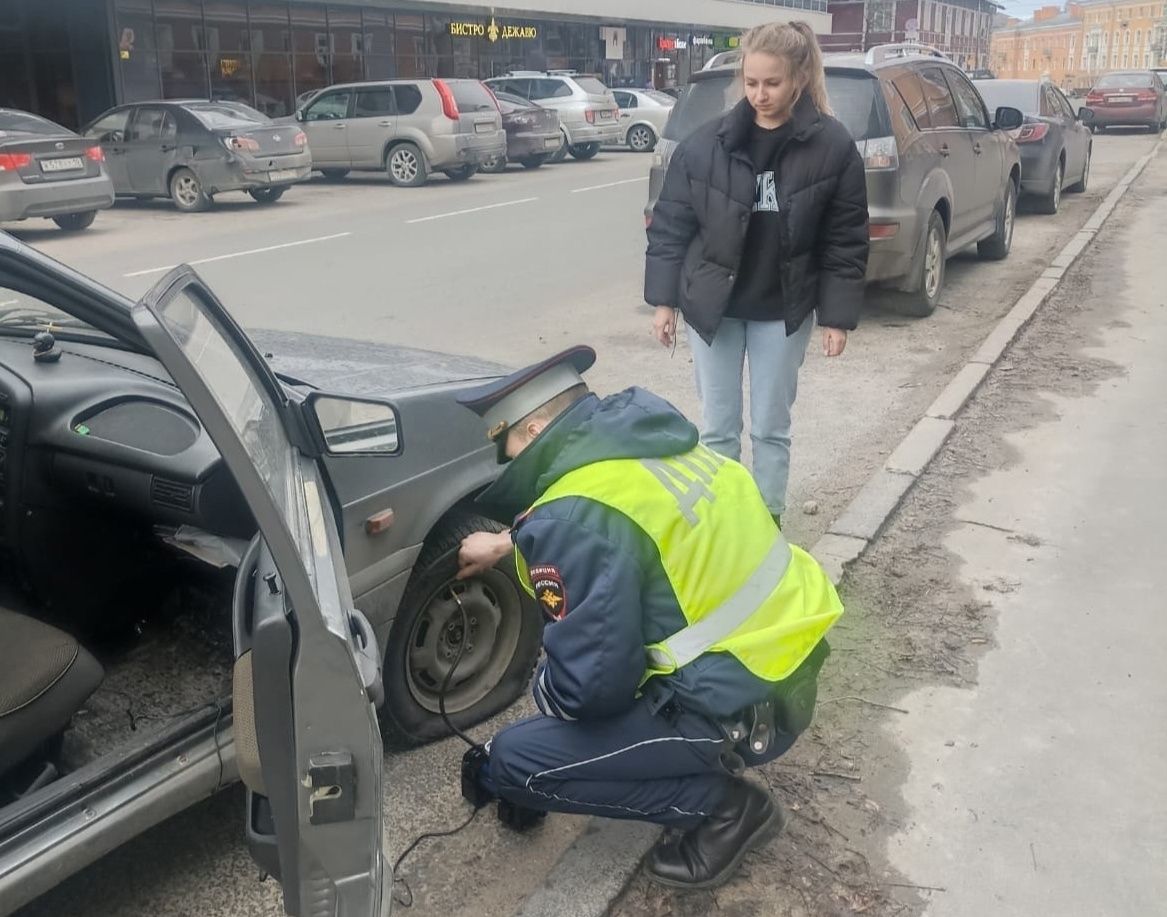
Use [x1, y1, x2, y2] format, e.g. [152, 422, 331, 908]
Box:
[1077, 107, 1095, 123]
[309, 394, 401, 456]
[295, 110, 306, 122]
[994, 105, 1024, 132]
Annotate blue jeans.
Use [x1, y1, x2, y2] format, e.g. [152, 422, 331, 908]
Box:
[688, 316, 814, 516]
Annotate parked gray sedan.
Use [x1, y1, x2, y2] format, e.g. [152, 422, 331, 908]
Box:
[0, 109, 114, 231]
[83, 101, 312, 212]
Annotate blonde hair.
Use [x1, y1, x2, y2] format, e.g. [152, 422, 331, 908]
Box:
[740, 21, 833, 117]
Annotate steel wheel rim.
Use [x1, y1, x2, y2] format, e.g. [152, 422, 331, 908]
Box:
[174, 174, 199, 206]
[630, 126, 652, 151]
[391, 149, 419, 183]
[924, 226, 942, 300]
[404, 571, 522, 714]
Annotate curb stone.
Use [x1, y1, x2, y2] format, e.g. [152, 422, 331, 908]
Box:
[508, 139, 1163, 917]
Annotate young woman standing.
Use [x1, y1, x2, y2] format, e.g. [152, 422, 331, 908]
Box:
[645, 21, 869, 525]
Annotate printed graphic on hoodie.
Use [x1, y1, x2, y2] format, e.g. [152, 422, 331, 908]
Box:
[753, 172, 779, 213]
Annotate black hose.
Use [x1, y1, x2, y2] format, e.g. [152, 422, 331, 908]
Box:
[438, 588, 485, 751]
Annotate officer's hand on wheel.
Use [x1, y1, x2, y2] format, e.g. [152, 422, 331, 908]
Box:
[457, 530, 513, 580]
[652, 306, 678, 348]
[822, 328, 847, 358]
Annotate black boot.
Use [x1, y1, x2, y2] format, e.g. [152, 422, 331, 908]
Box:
[645, 779, 785, 890]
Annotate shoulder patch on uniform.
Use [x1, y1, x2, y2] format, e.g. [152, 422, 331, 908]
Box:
[530, 565, 568, 620]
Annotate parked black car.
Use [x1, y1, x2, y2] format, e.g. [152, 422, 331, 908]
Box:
[480, 90, 564, 172]
[82, 101, 312, 213]
[974, 79, 1092, 214]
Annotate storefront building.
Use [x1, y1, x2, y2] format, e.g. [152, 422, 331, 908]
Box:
[0, 0, 831, 129]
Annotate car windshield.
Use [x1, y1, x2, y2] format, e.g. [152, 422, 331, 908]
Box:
[449, 80, 497, 112]
[185, 102, 271, 129]
[0, 290, 102, 335]
[663, 75, 741, 140]
[975, 82, 1040, 114]
[575, 77, 609, 95]
[0, 110, 69, 136]
[1095, 72, 1154, 88]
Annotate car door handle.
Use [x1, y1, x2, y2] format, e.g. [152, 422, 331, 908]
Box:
[334, 123, 346, 130]
[939, 144, 950, 157]
[973, 142, 983, 154]
[378, 120, 393, 127]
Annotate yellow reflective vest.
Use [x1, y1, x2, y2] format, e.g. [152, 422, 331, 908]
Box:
[518, 444, 843, 684]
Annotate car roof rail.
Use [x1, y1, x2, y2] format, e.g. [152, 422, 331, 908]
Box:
[865, 43, 950, 66]
[703, 50, 742, 71]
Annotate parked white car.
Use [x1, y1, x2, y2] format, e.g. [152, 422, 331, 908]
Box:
[611, 89, 675, 152]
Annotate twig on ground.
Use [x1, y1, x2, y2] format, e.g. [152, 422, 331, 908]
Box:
[820, 696, 910, 715]
[881, 882, 947, 893]
[813, 771, 863, 782]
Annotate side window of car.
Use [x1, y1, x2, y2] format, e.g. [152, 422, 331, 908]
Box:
[1039, 86, 1055, 117]
[354, 89, 394, 118]
[393, 84, 423, 115]
[305, 92, 351, 122]
[87, 110, 130, 143]
[918, 67, 959, 129]
[530, 79, 572, 100]
[945, 70, 989, 130]
[161, 111, 178, 140]
[892, 72, 932, 130]
[128, 107, 168, 142]
[614, 91, 636, 109]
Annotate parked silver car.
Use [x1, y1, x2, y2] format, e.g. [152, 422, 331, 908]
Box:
[83, 101, 311, 213]
[611, 89, 675, 152]
[294, 79, 505, 186]
[0, 109, 114, 231]
[485, 71, 621, 161]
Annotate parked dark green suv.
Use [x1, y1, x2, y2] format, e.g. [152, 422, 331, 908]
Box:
[646, 44, 1025, 316]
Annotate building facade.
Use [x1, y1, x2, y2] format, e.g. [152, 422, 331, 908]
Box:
[0, 0, 832, 130]
[991, 1, 1167, 90]
[820, 0, 999, 70]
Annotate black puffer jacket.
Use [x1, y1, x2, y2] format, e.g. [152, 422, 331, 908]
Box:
[645, 94, 869, 342]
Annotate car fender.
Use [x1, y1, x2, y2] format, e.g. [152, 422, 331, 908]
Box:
[382, 130, 433, 170]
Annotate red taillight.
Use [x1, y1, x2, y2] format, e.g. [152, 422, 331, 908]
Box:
[1136, 90, 1157, 102]
[869, 223, 899, 240]
[0, 152, 32, 171]
[1015, 122, 1049, 143]
[585, 109, 596, 124]
[85, 146, 104, 162]
[293, 131, 308, 147]
[1086, 92, 1103, 103]
[434, 79, 460, 120]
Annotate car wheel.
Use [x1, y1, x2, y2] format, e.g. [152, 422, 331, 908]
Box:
[888, 210, 946, 317]
[1034, 158, 1064, 215]
[248, 187, 285, 204]
[479, 155, 507, 174]
[520, 154, 549, 169]
[628, 124, 657, 153]
[569, 142, 601, 161]
[52, 211, 97, 231]
[169, 167, 211, 212]
[1066, 148, 1090, 193]
[442, 164, 478, 182]
[978, 180, 1016, 261]
[386, 142, 427, 187]
[379, 512, 543, 748]
[320, 168, 350, 181]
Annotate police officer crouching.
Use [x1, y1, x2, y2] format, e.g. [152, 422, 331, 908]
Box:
[455, 346, 842, 890]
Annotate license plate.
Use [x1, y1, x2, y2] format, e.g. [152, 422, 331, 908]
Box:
[268, 168, 299, 182]
[544, 137, 560, 149]
[1110, 96, 1133, 103]
[40, 157, 83, 173]
[475, 122, 494, 134]
[599, 110, 613, 120]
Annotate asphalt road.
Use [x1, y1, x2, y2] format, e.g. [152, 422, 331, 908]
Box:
[6, 130, 1161, 917]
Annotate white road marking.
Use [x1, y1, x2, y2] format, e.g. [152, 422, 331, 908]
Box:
[406, 197, 539, 224]
[124, 232, 353, 278]
[571, 177, 649, 194]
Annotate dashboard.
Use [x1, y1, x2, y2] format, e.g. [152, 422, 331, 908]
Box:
[0, 334, 254, 553]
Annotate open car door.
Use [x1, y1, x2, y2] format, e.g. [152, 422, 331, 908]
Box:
[132, 267, 389, 917]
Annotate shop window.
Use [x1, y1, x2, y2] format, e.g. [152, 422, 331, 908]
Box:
[362, 9, 393, 79]
[395, 12, 425, 77]
[203, 1, 253, 107]
[329, 6, 362, 82]
[115, 0, 162, 102]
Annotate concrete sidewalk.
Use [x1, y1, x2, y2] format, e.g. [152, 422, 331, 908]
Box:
[885, 146, 1167, 913]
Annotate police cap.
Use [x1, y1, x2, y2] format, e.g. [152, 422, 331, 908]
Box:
[457, 345, 596, 457]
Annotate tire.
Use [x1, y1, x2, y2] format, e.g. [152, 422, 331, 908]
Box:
[379, 512, 543, 748]
[569, 142, 601, 161]
[442, 164, 478, 182]
[521, 154, 549, 169]
[169, 167, 211, 212]
[320, 168, 349, 181]
[248, 187, 285, 204]
[888, 210, 946, 317]
[1066, 148, 1090, 193]
[548, 133, 569, 163]
[978, 180, 1017, 261]
[479, 155, 507, 174]
[52, 211, 97, 231]
[1034, 158, 1064, 215]
[627, 124, 657, 153]
[386, 142, 427, 187]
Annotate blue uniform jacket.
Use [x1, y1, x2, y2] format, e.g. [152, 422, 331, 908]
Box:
[476, 387, 782, 722]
